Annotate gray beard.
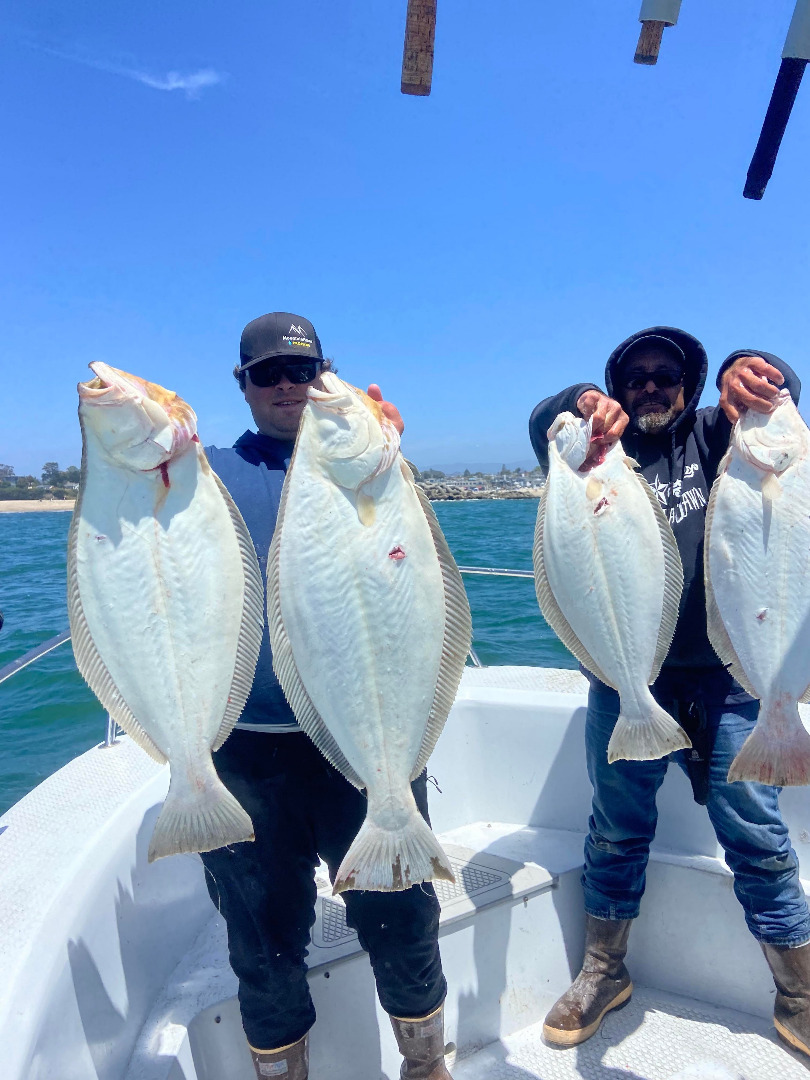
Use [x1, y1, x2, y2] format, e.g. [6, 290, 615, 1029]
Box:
[632, 407, 678, 435]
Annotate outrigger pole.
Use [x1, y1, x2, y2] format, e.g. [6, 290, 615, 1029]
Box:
[744, 0, 810, 200]
[401, 0, 437, 96]
[634, 0, 682, 65]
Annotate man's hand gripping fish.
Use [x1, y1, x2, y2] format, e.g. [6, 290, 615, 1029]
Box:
[68, 363, 263, 861]
[267, 371, 472, 893]
[706, 390, 810, 786]
[534, 411, 688, 762]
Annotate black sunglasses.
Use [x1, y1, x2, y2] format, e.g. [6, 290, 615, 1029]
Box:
[247, 359, 322, 388]
[622, 370, 684, 391]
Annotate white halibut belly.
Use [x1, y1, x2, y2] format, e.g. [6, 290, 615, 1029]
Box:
[543, 460, 665, 692]
[277, 467, 445, 783]
[708, 460, 810, 701]
[535, 422, 685, 763]
[73, 449, 246, 758]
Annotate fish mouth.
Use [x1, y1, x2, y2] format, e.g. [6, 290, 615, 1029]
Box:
[307, 385, 354, 415]
[78, 362, 143, 404]
[78, 361, 198, 461]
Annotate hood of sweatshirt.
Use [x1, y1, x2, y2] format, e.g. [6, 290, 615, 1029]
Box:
[604, 326, 709, 436]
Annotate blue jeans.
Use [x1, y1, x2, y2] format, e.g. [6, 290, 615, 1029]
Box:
[584, 685, 810, 946]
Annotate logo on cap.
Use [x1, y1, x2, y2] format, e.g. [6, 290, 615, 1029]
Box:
[289, 324, 306, 336]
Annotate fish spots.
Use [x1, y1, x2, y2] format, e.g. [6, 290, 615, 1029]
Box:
[159, 463, 170, 488]
[585, 478, 602, 501]
[388, 546, 406, 560]
[431, 855, 456, 883]
[391, 855, 404, 890]
[594, 497, 610, 516]
[756, 609, 768, 621]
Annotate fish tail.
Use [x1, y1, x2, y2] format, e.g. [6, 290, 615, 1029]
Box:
[607, 696, 691, 763]
[147, 761, 254, 862]
[333, 810, 455, 894]
[728, 702, 810, 787]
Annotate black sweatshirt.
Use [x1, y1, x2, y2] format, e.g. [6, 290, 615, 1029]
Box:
[528, 326, 801, 702]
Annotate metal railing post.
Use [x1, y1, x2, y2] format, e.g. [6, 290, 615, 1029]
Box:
[103, 713, 120, 747]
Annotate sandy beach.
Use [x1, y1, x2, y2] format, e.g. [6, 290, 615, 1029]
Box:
[0, 500, 76, 513]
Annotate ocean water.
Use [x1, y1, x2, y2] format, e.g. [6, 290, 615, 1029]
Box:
[0, 501, 573, 815]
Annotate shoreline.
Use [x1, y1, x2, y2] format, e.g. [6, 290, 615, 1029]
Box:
[0, 500, 76, 514]
[0, 490, 542, 512]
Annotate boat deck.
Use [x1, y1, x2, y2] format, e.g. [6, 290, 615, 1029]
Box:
[6, 667, 810, 1079]
[454, 987, 807, 1079]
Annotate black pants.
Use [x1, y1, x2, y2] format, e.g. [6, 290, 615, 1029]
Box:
[200, 730, 446, 1049]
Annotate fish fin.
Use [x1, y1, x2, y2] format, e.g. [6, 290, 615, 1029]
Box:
[356, 491, 376, 526]
[410, 480, 473, 778]
[636, 474, 684, 682]
[333, 806, 455, 893]
[607, 695, 691, 762]
[532, 480, 615, 687]
[761, 472, 782, 504]
[716, 444, 734, 476]
[66, 486, 167, 765]
[800, 685, 810, 705]
[623, 456, 640, 470]
[266, 472, 365, 789]
[210, 473, 265, 751]
[148, 755, 254, 861]
[728, 703, 810, 786]
[703, 476, 759, 697]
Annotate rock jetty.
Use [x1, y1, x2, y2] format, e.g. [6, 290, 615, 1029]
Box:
[416, 481, 544, 501]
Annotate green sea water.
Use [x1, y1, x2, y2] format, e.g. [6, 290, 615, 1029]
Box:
[0, 501, 573, 816]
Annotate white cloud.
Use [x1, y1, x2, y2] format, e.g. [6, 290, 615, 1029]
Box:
[31, 41, 225, 100]
[104, 64, 224, 99]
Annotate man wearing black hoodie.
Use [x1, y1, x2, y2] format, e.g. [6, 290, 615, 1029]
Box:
[529, 327, 810, 1060]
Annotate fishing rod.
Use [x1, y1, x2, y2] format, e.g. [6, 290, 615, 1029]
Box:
[0, 631, 72, 687]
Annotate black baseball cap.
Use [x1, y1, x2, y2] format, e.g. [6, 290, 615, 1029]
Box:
[238, 312, 323, 371]
[615, 333, 686, 371]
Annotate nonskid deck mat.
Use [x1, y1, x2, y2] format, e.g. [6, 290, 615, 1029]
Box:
[452, 985, 809, 1079]
[313, 853, 513, 948]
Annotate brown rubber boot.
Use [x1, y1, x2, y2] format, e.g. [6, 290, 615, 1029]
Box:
[762, 941, 810, 1059]
[543, 914, 633, 1047]
[249, 1033, 309, 1079]
[390, 1002, 453, 1078]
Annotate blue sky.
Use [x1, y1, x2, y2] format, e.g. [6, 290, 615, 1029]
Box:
[2, 1, 809, 476]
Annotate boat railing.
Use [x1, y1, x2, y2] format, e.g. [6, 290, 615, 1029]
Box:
[0, 565, 537, 730]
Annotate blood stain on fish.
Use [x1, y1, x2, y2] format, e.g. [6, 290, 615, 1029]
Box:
[159, 463, 170, 488]
[388, 546, 406, 560]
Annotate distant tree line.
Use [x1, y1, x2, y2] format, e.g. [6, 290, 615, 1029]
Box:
[0, 461, 80, 501]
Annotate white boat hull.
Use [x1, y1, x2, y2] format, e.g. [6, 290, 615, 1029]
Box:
[2, 667, 810, 1079]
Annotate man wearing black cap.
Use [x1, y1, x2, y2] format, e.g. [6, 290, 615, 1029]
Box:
[199, 313, 454, 1080]
[529, 327, 810, 1060]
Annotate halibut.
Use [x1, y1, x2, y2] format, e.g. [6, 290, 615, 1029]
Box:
[534, 412, 688, 762]
[267, 372, 471, 892]
[68, 363, 263, 860]
[706, 390, 810, 786]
